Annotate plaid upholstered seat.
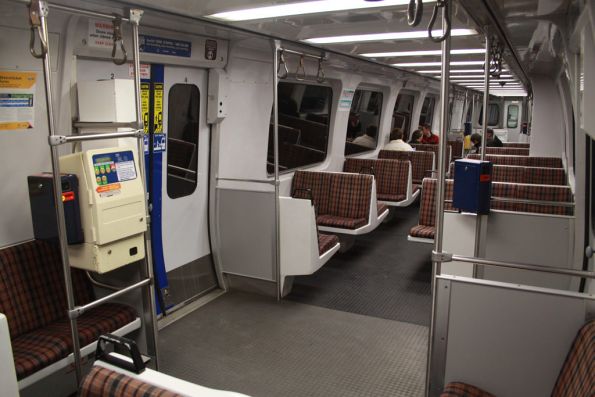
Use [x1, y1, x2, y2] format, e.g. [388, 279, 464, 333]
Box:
[448, 141, 464, 159]
[503, 142, 530, 148]
[80, 366, 182, 397]
[343, 158, 410, 204]
[467, 154, 563, 168]
[377, 203, 389, 216]
[485, 147, 530, 156]
[410, 143, 452, 168]
[441, 382, 495, 397]
[454, 163, 567, 186]
[0, 240, 138, 380]
[293, 171, 374, 230]
[318, 233, 339, 255]
[409, 178, 455, 239]
[379, 150, 435, 185]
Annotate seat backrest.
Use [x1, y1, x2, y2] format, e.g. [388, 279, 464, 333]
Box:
[0, 240, 93, 339]
[467, 154, 563, 168]
[327, 173, 373, 220]
[410, 143, 452, 169]
[343, 158, 409, 198]
[418, 178, 454, 227]
[492, 165, 525, 184]
[80, 366, 182, 397]
[379, 150, 434, 185]
[503, 142, 530, 148]
[448, 140, 464, 159]
[485, 147, 530, 156]
[292, 171, 332, 215]
[524, 167, 567, 186]
[551, 320, 595, 397]
[514, 184, 574, 215]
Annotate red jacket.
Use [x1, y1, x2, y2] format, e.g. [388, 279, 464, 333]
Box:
[421, 133, 439, 144]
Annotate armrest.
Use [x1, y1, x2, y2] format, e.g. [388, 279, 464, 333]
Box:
[0, 313, 19, 397]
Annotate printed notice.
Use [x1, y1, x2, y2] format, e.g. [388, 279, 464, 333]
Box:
[338, 88, 355, 111]
[0, 71, 37, 130]
[88, 20, 114, 49]
[116, 160, 137, 181]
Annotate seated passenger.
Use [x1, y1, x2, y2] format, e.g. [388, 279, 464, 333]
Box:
[486, 128, 504, 147]
[346, 112, 362, 140]
[384, 128, 413, 151]
[352, 125, 378, 149]
[409, 129, 423, 144]
[421, 123, 439, 144]
[469, 133, 482, 154]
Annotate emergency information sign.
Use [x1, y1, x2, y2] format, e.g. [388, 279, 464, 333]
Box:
[0, 71, 37, 130]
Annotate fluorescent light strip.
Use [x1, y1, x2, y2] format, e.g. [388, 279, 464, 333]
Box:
[208, 0, 422, 21]
[394, 60, 485, 67]
[304, 28, 476, 44]
[417, 69, 510, 74]
[361, 48, 485, 57]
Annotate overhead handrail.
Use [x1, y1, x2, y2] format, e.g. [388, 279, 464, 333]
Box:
[407, 0, 423, 27]
[277, 49, 289, 79]
[295, 55, 306, 81]
[428, 0, 451, 43]
[29, 0, 48, 58]
[111, 15, 128, 65]
[489, 39, 504, 78]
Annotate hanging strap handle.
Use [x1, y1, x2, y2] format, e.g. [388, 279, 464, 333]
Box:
[29, 0, 48, 59]
[277, 50, 289, 79]
[428, 0, 451, 43]
[295, 55, 306, 81]
[111, 15, 128, 65]
[407, 0, 423, 27]
[316, 57, 325, 83]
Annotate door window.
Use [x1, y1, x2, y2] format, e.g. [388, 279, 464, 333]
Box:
[419, 96, 436, 127]
[345, 89, 383, 155]
[507, 104, 519, 128]
[167, 84, 200, 199]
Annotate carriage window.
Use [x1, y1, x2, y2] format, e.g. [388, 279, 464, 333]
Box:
[345, 89, 383, 155]
[267, 82, 332, 174]
[478, 104, 500, 126]
[392, 93, 415, 140]
[419, 96, 436, 127]
[167, 84, 200, 199]
[507, 104, 519, 128]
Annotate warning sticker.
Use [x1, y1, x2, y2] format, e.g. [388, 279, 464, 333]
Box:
[338, 88, 355, 111]
[129, 63, 151, 80]
[96, 183, 121, 193]
[141, 82, 150, 134]
[153, 83, 163, 134]
[88, 20, 114, 49]
[0, 71, 37, 130]
[116, 160, 137, 181]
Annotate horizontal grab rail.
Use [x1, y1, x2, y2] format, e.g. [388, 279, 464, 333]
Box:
[73, 121, 141, 130]
[69, 278, 151, 319]
[49, 130, 142, 145]
[432, 251, 595, 280]
[168, 164, 197, 176]
[444, 198, 575, 207]
[217, 177, 276, 185]
[280, 48, 324, 60]
[11, 0, 131, 22]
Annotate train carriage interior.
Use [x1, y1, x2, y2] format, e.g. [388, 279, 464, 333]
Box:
[0, 0, 594, 396]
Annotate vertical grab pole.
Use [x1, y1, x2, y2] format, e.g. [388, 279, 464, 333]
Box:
[33, 0, 83, 385]
[130, 8, 159, 368]
[472, 32, 491, 278]
[273, 40, 281, 300]
[425, 2, 451, 396]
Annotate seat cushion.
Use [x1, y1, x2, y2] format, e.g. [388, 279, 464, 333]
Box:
[377, 193, 406, 202]
[318, 233, 339, 255]
[13, 303, 137, 380]
[80, 366, 182, 397]
[441, 382, 495, 397]
[377, 203, 389, 216]
[409, 225, 435, 239]
[317, 214, 367, 230]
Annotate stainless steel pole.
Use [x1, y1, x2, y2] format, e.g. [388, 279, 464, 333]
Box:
[472, 32, 491, 278]
[130, 8, 160, 369]
[425, 2, 451, 395]
[273, 40, 282, 300]
[34, 0, 83, 384]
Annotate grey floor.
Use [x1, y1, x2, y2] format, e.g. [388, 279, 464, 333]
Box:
[159, 291, 428, 397]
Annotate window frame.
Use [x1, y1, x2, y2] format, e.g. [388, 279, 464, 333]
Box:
[166, 83, 200, 200]
[507, 104, 519, 128]
[344, 87, 385, 156]
[419, 95, 436, 127]
[266, 81, 333, 175]
[478, 103, 501, 126]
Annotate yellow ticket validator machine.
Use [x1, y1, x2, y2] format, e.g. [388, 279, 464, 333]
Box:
[60, 147, 147, 273]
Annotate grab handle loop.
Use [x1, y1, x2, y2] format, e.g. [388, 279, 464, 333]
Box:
[316, 58, 325, 83]
[277, 50, 288, 79]
[29, 0, 48, 59]
[295, 55, 306, 81]
[428, 0, 451, 43]
[111, 15, 127, 66]
[407, 0, 423, 27]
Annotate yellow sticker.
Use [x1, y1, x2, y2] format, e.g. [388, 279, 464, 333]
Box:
[0, 71, 37, 89]
[153, 83, 163, 134]
[141, 82, 150, 134]
[0, 121, 32, 130]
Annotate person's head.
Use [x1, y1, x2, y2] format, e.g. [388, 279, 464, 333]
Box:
[390, 128, 404, 141]
[471, 133, 482, 146]
[365, 125, 378, 139]
[486, 128, 494, 140]
[421, 123, 432, 137]
[410, 129, 423, 143]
